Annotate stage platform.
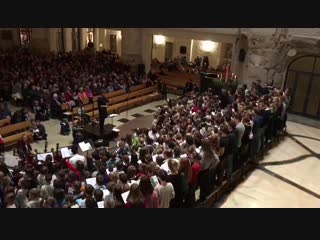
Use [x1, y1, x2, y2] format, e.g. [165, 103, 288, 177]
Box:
[82, 123, 119, 143]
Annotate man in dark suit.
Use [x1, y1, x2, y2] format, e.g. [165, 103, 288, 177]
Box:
[98, 91, 109, 133]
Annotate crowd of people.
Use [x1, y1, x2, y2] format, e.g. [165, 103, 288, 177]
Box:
[0, 77, 290, 208]
[0, 48, 153, 121]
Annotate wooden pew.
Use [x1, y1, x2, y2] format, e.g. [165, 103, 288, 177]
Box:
[0, 121, 33, 148]
[0, 117, 11, 127]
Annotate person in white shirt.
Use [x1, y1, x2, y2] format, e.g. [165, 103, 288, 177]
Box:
[69, 146, 86, 167]
[155, 170, 175, 208]
[40, 174, 54, 200]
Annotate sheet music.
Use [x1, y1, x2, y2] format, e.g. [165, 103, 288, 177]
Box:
[37, 152, 53, 161]
[79, 142, 92, 152]
[103, 189, 110, 197]
[128, 179, 140, 186]
[61, 147, 73, 159]
[150, 175, 159, 188]
[97, 201, 104, 208]
[121, 191, 130, 203]
[112, 128, 120, 132]
[85, 177, 96, 186]
[109, 114, 119, 118]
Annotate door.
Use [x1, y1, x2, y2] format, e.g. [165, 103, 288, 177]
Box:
[165, 42, 173, 62]
[110, 34, 117, 53]
[285, 56, 320, 119]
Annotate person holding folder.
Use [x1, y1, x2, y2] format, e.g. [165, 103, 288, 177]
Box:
[98, 90, 109, 133]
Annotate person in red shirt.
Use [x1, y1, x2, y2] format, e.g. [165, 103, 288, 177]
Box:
[190, 153, 201, 206]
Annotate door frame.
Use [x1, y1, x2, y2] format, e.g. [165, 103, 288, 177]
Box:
[284, 55, 320, 119]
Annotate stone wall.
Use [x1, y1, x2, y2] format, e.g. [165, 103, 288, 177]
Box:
[235, 28, 320, 88]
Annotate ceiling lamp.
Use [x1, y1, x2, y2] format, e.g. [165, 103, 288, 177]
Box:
[201, 40, 218, 52]
[154, 35, 165, 45]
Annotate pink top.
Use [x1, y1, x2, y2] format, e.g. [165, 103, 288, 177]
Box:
[143, 191, 159, 208]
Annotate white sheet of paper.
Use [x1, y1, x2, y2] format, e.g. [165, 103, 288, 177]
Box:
[128, 179, 140, 186]
[79, 142, 92, 152]
[180, 154, 187, 159]
[121, 191, 130, 203]
[161, 161, 171, 175]
[137, 160, 142, 164]
[152, 155, 158, 162]
[86, 177, 96, 186]
[103, 189, 110, 198]
[97, 201, 104, 208]
[61, 147, 73, 159]
[37, 152, 53, 161]
[106, 167, 117, 175]
[112, 128, 120, 132]
[109, 114, 119, 118]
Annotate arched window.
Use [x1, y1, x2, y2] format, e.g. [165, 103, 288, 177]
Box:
[285, 55, 320, 118]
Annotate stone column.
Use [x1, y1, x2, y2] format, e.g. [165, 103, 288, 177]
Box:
[94, 28, 100, 51]
[141, 31, 153, 73]
[63, 28, 72, 52]
[121, 28, 142, 69]
[30, 28, 50, 54]
[79, 28, 86, 50]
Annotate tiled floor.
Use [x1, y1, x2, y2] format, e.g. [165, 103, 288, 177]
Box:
[220, 121, 320, 208]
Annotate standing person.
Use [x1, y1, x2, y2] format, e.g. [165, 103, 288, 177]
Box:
[161, 82, 167, 101]
[234, 114, 245, 169]
[155, 169, 175, 208]
[97, 90, 109, 133]
[167, 159, 183, 208]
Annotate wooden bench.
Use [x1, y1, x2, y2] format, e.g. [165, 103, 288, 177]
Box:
[0, 121, 33, 148]
[72, 86, 158, 119]
[160, 72, 200, 95]
[88, 92, 160, 120]
[0, 117, 11, 127]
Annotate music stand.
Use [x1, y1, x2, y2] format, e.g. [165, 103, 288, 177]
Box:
[108, 114, 119, 127]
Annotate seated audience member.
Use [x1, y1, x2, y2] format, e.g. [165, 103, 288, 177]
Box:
[0, 103, 11, 120]
[78, 87, 89, 104]
[31, 120, 47, 141]
[155, 169, 175, 208]
[17, 135, 32, 163]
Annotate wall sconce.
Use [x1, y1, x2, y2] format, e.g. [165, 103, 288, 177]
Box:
[154, 35, 165, 45]
[201, 40, 218, 52]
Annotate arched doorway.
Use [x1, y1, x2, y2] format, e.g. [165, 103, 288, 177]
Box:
[285, 55, 320, 119]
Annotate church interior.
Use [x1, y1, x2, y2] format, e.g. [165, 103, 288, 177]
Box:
[0, 28, 319, 208]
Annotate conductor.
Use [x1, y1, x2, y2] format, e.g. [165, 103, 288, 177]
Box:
[98, 91, 109, 133]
